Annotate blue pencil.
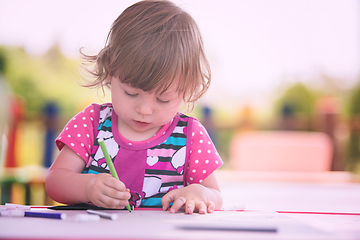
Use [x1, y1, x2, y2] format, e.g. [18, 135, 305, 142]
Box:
[24, 211, 66, 220]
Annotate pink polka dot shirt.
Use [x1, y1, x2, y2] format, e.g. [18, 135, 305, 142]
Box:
[55, 104, 223, 185]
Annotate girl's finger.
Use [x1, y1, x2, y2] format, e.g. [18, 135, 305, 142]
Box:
[104, 177, 127, 191]
[169, 197, 187, 214]
[98, 195, 130, 209]
[195, 201, 207, 214]
[101, 184, 130, 201]
[185, 200, 195, 214]
[205, 201, 215, 213]
[161, 191, 175, 211]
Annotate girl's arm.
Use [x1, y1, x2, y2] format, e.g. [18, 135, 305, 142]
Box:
[161, 172, 223, 214]
[45, 145, 130, 209]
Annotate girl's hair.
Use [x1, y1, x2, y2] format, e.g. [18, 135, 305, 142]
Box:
[81, 0, 211, 107]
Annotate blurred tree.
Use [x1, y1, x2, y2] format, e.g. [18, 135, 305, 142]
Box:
[0, 49, 11, 161]
[273, 82, 317, 131]
[0, 44, 109, 121]
[345, 83, 360, 172]
[0, 46, 46, 118]
[0, 48, 5, 73]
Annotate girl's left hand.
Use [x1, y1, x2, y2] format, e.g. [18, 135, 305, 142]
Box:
[161, 184, 216, 214]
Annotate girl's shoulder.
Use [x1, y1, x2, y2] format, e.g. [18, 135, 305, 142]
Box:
[178, 113, 212, 140]
[178, 113, 203, 128]
[76, 103, 112, 116]
[178, 112, 198, 123]
[87, 102, 113, 121]
[90, 102, 113, 112]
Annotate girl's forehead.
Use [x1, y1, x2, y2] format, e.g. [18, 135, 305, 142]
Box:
[120, 79, 180, 95]
[139, 76, 182, 94]
[158, 81, 180, 92]
[149, 85, 180, 98]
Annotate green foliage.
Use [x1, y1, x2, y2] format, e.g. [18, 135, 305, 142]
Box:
[273, 82, 316, 119]
[346, 134, 360, 172]
[0, 45, 109, 120]
[347, 84, 360, 116]
[345, 83, 360, 172]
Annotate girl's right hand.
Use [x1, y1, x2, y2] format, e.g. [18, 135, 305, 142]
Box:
[86, 173, 131, 209]
[46, 145, 131, 209]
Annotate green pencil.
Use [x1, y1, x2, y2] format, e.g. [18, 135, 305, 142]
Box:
[98, 138, 132, 212]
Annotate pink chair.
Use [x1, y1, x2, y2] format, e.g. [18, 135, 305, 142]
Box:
[229, 131, 333, 172]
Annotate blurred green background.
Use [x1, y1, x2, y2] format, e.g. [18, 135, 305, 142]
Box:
[1, 44, 360, 173]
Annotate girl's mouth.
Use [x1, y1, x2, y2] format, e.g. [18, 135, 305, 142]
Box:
[134, 120, 150, 128]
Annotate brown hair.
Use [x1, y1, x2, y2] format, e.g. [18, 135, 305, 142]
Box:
[81, 0, 211, 107]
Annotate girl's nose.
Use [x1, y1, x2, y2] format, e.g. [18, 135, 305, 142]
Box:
[135, 99, 154, 116]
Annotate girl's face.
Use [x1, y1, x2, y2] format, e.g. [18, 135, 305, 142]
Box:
[110, 76, 183, 141]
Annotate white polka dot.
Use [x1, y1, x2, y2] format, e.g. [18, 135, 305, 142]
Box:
[189, 177, 193, 181]
[203, 170, 206, 174]
[88, 145, 91, 148]
[73, 117, 76, 120]
[90, 117, 93, 121]
[68, 134, 71, 138]
[77, 134, 81, 137]
[90, 109, 94, 113]
[215, 152, 219, 156]
[199, 179, 203, 183]
[200, 131, 203, 134]
[82, 117, 86, 120]
[192, 169, 196, 173]
[86, 134, 90, 138]
[190, 150, 192, 153]
[192, 132, 195, 136]
[195, 160, 199, 164]
[198, 150, 201, 153]
[81, 143, 84, 147]
[199, 140, 203, 143]
[205, 160, 209, 164]
[59, 137, 62, 140]
[74, 125, 77, 128]
[85, 153, 89, 157]
[207, 150, 211, 153]
[65, 127, 68, 130]
[215, 161, 219, 164]
[128, 143, 132, 145]
[83, 124, 87, 127]
[208, 141, 211, 144]
[70, 143, 74, 146]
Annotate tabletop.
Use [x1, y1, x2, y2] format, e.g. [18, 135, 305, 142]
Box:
[1, 171, 360, 240]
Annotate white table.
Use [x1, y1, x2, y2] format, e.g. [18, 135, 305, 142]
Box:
[0, 171, 359, 240]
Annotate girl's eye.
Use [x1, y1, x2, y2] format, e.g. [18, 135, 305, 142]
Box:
[125, 91, 138, 97]
[157, 98, 170, 104]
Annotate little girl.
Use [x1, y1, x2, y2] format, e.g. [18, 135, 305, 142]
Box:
[45, 0, 223, 214]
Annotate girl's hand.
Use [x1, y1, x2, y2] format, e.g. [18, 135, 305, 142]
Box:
[161, 184, 218, 214]
[46, 145, 132, 208]
[86, 173, 131, 209]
